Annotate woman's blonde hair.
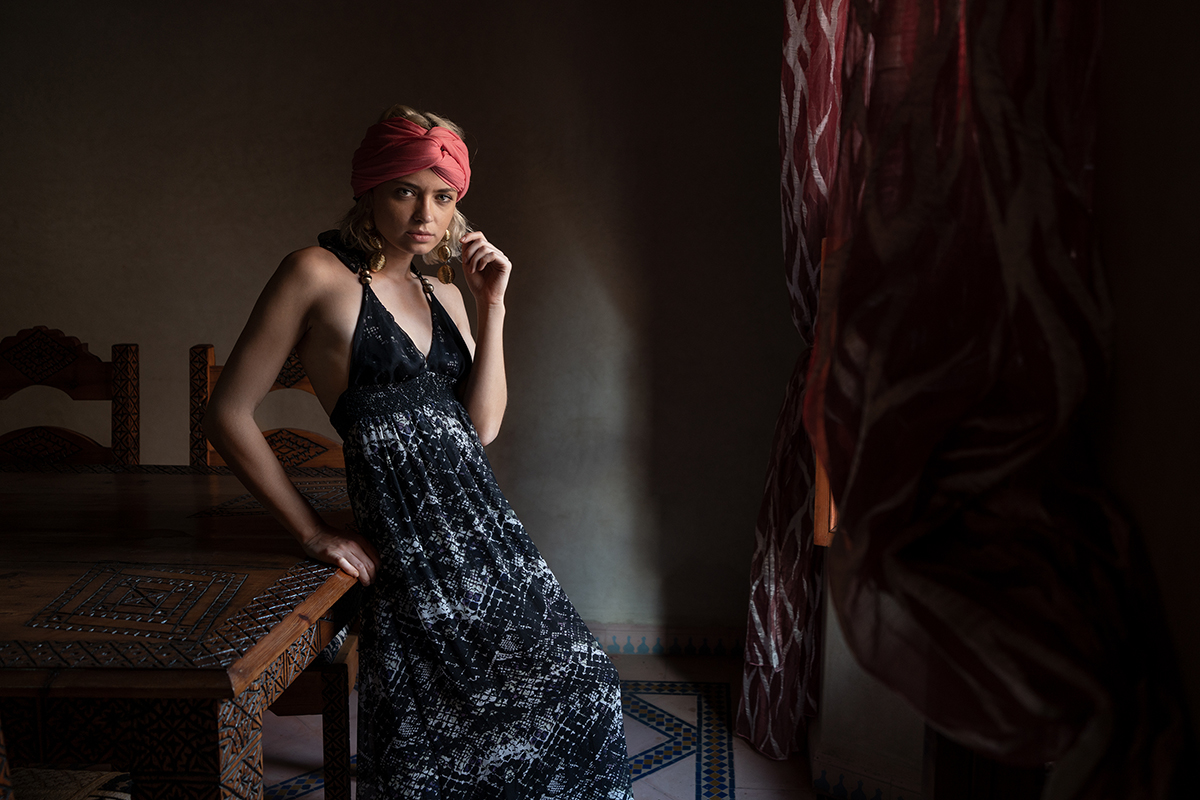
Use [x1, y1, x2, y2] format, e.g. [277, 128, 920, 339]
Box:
[338, 104, 470, 265]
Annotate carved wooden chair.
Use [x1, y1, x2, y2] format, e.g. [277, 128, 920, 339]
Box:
[189, 344, 343, 468]
[0, 327, 139, 466]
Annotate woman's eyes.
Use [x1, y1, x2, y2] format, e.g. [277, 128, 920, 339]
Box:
[392, 188, 453, 203]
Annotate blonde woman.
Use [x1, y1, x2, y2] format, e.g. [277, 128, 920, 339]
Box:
[205, 105, 633, 798]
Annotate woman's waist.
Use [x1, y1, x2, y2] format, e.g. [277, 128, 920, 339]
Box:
[330, 371, 461, 438]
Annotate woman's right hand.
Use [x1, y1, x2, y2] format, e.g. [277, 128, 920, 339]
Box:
[301, 523, 381, 586]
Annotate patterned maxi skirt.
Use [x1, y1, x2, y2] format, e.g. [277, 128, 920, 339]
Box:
[334, 374, 634, 799]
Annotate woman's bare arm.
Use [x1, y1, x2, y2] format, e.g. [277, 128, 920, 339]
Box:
[442, 230, 510, 446]
[203, 250, 379, 585]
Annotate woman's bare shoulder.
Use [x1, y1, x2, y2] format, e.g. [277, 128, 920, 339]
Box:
[277, 245, 351, 282]
[429, 279, 476, 348]
[430, 278, 467, 313]
[432, 280, 472, 323]
[256, 245, 352, 301]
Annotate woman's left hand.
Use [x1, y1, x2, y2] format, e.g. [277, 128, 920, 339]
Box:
[460, 230, 511, 308]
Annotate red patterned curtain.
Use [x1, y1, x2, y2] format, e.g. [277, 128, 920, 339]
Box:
[737, 0, 848, 760]
[803, 0, 1192, 797]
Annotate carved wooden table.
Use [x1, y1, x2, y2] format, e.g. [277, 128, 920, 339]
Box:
[0, 467, 355, 799]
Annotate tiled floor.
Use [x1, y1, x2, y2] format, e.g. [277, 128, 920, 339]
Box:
[262, 655, 816, 799]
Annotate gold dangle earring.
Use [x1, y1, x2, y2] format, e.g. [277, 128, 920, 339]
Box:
[361, 230, 386, 285]
[435, 229, 455, 285]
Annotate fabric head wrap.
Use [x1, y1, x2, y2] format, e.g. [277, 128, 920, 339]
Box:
[350, 117, 471, 200]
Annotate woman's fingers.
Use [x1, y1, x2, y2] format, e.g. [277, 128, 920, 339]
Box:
[460, 231, 509, 274]
[339, 543, 375, 586]
[338, 550, 374, 586]
[336, 555, 360, 580]
[305, 528, 379, 586]
[354, 548, 375, 586]
[345, 528, 380, 584]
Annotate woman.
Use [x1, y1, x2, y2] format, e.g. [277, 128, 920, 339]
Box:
[205, 105, 633, 799]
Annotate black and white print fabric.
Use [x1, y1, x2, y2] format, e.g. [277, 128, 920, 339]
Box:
[320, 231, 633, 799]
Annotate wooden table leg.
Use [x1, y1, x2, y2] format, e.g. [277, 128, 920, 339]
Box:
[0, 695, 265, 800]
[0, 607, 324, 798]
[125, 614, 324, 798]
[122, 695, 265, 800]
[321, 666, 352, 800]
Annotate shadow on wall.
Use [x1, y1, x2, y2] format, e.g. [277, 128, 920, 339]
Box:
[0, 1, 798, 632]
[475, 2, 798, 629]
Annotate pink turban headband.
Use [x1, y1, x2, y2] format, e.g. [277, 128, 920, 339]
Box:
[350, 117, 471, 200]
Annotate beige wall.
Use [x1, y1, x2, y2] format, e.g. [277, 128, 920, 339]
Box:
[0, 3, 798, 628]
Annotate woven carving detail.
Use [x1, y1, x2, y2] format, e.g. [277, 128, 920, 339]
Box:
[0, 561, 336, 670]
[0, 610, 326, 800]
[321, 661, 353, 797]
[110, 344, 139, 465]
[264, 430, 328, 469]
[211, 621, 322, 798]
[0, 699, 38, 765]
[0, 428, 80, 463]
[26, 563, 245, 640]
[0, 328, 78, 383]
[190, 346, 213, 467]
[41, 698, 131, 765]
[275, 350, 307, 389]
[217, 696, 264, 796]
[187, 559, 335, 669]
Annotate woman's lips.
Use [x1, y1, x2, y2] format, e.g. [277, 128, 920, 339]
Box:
[406, 231, 435, 241]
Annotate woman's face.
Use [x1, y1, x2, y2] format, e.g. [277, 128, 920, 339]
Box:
[371, 168, 458, 259]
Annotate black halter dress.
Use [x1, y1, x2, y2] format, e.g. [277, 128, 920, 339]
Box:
[319, 232, 633, 800]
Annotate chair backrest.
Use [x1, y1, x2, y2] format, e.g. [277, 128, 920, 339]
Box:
[189, 344, 343, 469]
[0, 327, 139, 466]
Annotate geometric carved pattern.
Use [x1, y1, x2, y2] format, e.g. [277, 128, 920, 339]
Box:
[0, 328, 138, 467]
[191, 560, 334, 670]
[320, 661, 353, 800]
[0, 327, 78, 383]
[192, 479, 349, 517]
[189, 344, 338, 469]
[190, 344, 215, 468]
[26, 563, 245, 640]
[210, 617, 324, 800]
[274, 351, 307, 389]
[0, 699, 37, 767]
[0, 560, 337, 671]
[263, 430, 328, 469]
[0, 620, 327, 800]
[0, 427, 80, 463]
[110, 343, 139, 466]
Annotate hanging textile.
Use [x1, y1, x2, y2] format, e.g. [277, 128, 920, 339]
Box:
[737, 0, 848, 760]
[803, 0, 1191, 797]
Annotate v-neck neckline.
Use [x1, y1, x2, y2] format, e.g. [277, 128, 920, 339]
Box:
[365, 282, 436, 363]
